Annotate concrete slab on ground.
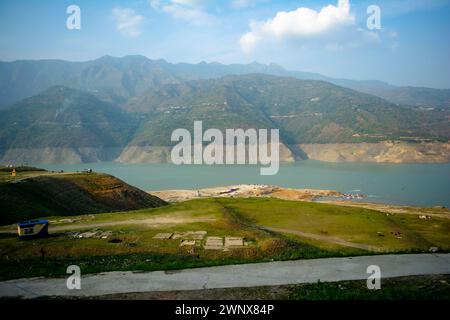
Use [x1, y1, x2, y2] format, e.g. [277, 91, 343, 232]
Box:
[153, 233, 174, 240]
[225, 237, 244, 248]
[204, 237, 224, 250]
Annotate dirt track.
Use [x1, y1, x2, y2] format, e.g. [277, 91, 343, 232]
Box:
[51, 216, 216, 232]
[262, 226, 381, 251]
[0, 216, 216, 234]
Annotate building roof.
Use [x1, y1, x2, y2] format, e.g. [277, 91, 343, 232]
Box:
[18, 220, 49, 228]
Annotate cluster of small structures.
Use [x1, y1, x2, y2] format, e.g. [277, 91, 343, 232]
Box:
[340, 193, 365, 200]
[153, 231, 248, 251]
[200, 184, 272, 198]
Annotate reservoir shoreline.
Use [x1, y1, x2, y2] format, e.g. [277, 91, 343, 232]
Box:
[36, 161, 450, 208]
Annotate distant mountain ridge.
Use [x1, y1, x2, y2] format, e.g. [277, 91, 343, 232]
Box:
[1, 74, 449, 164]
[124, 74, 447, 146]
[1, 55, 449, 110]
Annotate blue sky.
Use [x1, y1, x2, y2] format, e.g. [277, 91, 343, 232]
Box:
[0, 0, 449, 88]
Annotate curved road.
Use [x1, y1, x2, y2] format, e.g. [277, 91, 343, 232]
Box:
[1, 253, 449, 299]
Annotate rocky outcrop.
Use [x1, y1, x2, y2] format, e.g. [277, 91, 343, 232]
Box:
[116, 142, 450, 164]
[297, 141, 450, 163]
[0, 147, 121, 164]
[2, 142, 449, 165]
[116, 146, 173, 163]
[116, 143, 296, 164]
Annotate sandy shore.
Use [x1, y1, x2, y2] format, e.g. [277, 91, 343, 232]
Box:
[150, 184, 341, 202]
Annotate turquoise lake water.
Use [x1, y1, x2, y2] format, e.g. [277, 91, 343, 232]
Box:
[38, 161, 450, 208]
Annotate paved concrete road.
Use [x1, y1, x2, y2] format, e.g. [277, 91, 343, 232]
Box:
[1, 254, 449, 299]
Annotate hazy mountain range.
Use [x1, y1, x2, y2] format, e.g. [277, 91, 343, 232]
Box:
[1, 55, 450, 110]
[0, 55, 449, 164]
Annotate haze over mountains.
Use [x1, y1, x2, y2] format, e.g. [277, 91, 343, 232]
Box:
[1, 55, 450, 110]
[0, 86, 136, 163]
[0, 55, 449, 164]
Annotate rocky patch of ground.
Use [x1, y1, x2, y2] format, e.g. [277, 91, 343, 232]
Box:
[151, 185, 341, 203]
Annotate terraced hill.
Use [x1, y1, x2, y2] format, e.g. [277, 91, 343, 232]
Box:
[124, 74, 449, 146]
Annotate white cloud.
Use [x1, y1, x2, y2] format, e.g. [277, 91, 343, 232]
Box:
[163, 3, 216, 26]
[112, 8, 144, 38]
[150, 0, 216, 26]
[240, 0, 356, 52]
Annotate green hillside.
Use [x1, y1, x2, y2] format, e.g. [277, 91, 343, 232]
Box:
[0, 74, 448, 163]
[0, 86, 137, 161]
[125, 74, 449, 147]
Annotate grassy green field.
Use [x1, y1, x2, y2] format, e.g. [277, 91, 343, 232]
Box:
[0, 197, 449, 281]
[219, 198, 450, 252]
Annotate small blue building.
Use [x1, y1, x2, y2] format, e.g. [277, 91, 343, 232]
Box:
[17, 220, 49, 239]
